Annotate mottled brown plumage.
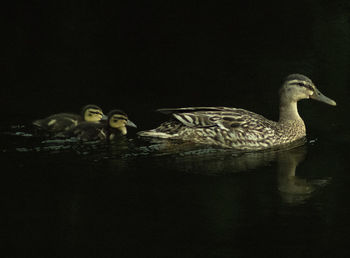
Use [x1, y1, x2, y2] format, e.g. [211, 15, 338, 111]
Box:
[138, 74, 336, 151]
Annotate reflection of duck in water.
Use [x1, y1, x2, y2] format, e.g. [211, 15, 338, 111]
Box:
[276, 146, 330, 204]
[138, 74, 336, 151]
[141, 139, 329, 204]
[277, 146, 310, 194]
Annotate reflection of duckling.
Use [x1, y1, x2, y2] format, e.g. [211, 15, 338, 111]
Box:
[33, 105, 105, 133]
[59, 109, 137, 141]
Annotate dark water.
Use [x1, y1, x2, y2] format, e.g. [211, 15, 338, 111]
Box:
[3, 1, 350, 257]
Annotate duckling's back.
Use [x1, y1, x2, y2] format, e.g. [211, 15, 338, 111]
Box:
[33, 113, 82, 133]
[55, 121, 107, 141]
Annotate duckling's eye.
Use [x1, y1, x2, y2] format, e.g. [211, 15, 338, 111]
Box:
[297, 83, 304, 86]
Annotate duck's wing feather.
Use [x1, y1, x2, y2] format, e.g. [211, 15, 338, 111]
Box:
[161, 107, 274, 130]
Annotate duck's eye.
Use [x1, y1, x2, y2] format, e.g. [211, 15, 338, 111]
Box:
[298, 83, 304, 86]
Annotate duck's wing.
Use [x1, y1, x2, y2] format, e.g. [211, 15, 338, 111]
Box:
[33, 113, 82, 132]
[165, 107, 273, 130]
[172, 108, 278, 146]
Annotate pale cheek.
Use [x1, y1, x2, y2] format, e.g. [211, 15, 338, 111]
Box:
[120, 127, 127, 135]
[307, 91, 314, 99]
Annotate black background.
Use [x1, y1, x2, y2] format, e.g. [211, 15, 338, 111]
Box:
[5, 1, 348, 128]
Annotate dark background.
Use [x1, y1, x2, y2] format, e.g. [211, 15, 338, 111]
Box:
[5, 1, 349, 127]
[3, 1, 350, 257]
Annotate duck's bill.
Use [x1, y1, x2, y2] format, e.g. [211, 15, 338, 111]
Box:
[126, 120, 137, 128]
[310, 88, 337, 106]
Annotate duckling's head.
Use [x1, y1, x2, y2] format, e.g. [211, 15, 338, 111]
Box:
[280, 74, 336, 106]
[81, 104, 106, 122]
[107, 109, 137, 135]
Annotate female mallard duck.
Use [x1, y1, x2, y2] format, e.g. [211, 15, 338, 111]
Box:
[58, 109, 137, 141]
[33, 104, 106, 133]
[138, 74, 336, 151]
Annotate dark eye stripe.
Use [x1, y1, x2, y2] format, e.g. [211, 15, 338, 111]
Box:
[90, 111, 102, 115]
[113, 115, 127, 120]
[290, 82, 314, 91]
[303, 84, 314, 91]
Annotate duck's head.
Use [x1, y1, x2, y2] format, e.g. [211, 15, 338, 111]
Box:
[280, 74, 336, 106]
[81, 104, 106, 122]
[107, 109, 137, 135]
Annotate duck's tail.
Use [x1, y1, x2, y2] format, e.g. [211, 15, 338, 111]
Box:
[137, 130, 177, 139]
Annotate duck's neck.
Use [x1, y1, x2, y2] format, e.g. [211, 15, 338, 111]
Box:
[278, 100, 302, 122]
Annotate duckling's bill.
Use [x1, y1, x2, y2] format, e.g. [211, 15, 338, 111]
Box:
[101, 114, 108, 121]
[126, 120, 137, 128]
[310, 88, 337, 106]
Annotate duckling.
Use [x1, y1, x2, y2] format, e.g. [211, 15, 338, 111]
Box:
[58, 109, 137, 141]
[33, 104, 105, 133]
[138, 74, 336, 151]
